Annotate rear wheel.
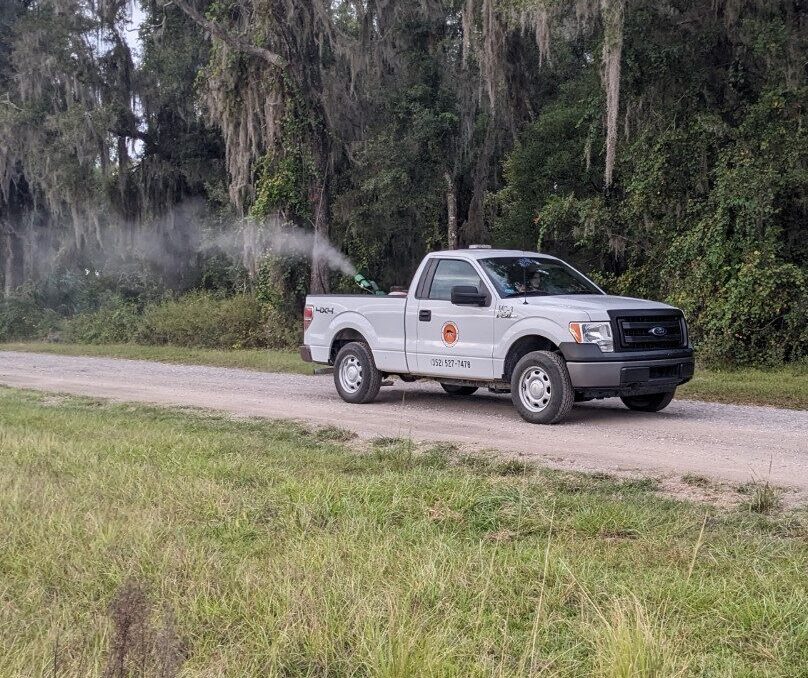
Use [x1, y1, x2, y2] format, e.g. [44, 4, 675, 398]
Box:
[333, 342, 382, 404]
[620, 390, 675, 412]
[441, 384, 478, 396]
[510, 351, 574, 424]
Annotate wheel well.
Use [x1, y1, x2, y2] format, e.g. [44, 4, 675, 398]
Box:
[330, 328, 367, 364]
[502, 335, 559, 381]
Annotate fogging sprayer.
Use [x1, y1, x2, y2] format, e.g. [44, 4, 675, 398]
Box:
[354, 273, 386, 295]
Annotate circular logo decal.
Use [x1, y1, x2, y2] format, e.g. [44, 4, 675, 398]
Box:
[442, 321, 459, 347]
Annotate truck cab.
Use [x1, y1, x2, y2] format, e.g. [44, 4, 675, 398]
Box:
[301, 248, 694, 424]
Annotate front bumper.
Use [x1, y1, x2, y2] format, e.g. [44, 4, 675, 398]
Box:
[559, 343, 694, 395]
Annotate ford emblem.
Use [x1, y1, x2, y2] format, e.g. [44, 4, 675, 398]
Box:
[649, 326, 668, 337]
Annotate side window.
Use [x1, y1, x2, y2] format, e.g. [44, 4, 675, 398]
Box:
[428, 259, 483, 301]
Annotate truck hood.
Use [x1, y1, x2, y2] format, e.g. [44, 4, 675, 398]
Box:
[513, 295, 676, 320]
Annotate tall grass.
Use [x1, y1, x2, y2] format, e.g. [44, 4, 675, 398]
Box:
[590, 597, 682, 678]
[1, 387, 806, 675]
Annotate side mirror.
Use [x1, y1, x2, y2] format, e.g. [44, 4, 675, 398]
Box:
[451, 285, 486, 306]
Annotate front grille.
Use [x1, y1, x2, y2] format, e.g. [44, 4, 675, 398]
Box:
[609, 311, 687, 351]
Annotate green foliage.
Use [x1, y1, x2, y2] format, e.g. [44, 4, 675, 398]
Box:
[254, 255, 307, 348]
[0, 296, 58, 342]
[333, 38, 460, 289]
[495, 1, 808, 367]
[60, 302, 143, 345]
[191, 249, 249, 295]
[59, 290, 299, 351]
[3, 0, 806, 369]
[679, 251, 807, 366]
[494, 83, 602, 252]
[27, 271, 113, 316]
[138, 292, 270, 349]
[250, 152, 312, 220]
[249, 90, 319, 222]
[33, 269, 166, 316]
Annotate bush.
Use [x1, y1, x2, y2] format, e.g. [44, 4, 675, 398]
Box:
[8, 289, 300, 351]
[61, 302, 143, 345]
[0, 296, 59, 342]
[677, 251, 808, 366]
[255, 255, 307, 349]
[29, 271, 108, 316]
[137, 292, 294, 349]
[191, 249, 249, 295]
[262, 304, 301, 350]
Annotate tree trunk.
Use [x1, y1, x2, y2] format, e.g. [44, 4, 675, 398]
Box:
[462, 121, 496, 244]
[445, 171, 458, 249]
[2, 228, 24, 297]
[309, 174, 331, 295]
[242, 218, 259, 278]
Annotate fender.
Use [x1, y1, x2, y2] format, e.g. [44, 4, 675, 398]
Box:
[494, 315, 569, 361]
[327, 310, 380, 351]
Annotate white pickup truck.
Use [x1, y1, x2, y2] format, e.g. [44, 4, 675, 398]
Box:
[300, 248, 694, 424]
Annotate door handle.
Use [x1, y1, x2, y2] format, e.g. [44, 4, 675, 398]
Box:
[419, 309, 431, 322]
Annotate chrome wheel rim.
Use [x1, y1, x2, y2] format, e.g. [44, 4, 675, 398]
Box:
[519, 366, 552, 412]
[339, 355, 363, 394]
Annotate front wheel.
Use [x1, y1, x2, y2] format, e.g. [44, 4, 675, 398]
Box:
[333, 342, 382, 404]
[441, 384, 478, 396]
[510, 351, 574, 424]
[620, 390, 675, 412]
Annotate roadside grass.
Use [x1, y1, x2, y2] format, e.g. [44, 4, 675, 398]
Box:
[679, 364, 808, 409]
[1, 388, 807, 675]
[3, 342, 807, 409]
[0, 342, 311, 375]
[739, 474, 783, 516]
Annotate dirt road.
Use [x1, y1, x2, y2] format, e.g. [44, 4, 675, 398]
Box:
[2, 351, 806, 494]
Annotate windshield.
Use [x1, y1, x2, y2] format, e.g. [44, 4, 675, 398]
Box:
[480, 257, 602, 298]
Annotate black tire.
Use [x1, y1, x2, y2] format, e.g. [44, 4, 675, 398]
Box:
[620, 390, 676, 412]
[333, 342, 382, 404]
[441, 384, 479, 396]
[510, 350, 574, 424]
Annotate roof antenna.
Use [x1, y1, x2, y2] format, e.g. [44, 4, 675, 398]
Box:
[518, 257, 531, 305]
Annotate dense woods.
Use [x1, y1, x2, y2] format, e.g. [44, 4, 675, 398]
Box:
[0, 0, 805, 364]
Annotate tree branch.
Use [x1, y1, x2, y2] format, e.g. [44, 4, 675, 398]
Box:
[170, 0, 288, 70]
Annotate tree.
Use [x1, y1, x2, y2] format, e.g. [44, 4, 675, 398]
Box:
[0, 0, 139, 292]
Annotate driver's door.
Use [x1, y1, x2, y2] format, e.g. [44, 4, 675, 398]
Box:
[415, 258, 495, 380]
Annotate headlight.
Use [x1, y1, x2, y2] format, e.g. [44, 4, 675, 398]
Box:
[569, 321, 614, 352]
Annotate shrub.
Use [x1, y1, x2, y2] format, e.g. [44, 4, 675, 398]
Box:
[191, 249, 249, 295]
[137, 292, 293, 349]
[7, 289, 301, 351]
[30, 270, 108, 315]
[28, 268, 166, 316]
[255, 255, 307, 349]
[262, 303, 302, 350]
[61, 302, 142, 344]
[0, 296, 59, 342]
[681, 251, 808, 366]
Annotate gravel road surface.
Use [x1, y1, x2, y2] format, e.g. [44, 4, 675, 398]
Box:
[1, 351, 806, 495]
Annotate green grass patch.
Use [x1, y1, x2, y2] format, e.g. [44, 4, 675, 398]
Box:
[1, 387, 806, 675]
[680, 364, 808, 409]
[0, 342, 311, 375]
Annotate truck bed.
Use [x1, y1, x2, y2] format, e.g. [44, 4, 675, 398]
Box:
[305, 294, 408, 372]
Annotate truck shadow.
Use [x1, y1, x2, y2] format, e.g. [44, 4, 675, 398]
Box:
[372, 383, 685, 425]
